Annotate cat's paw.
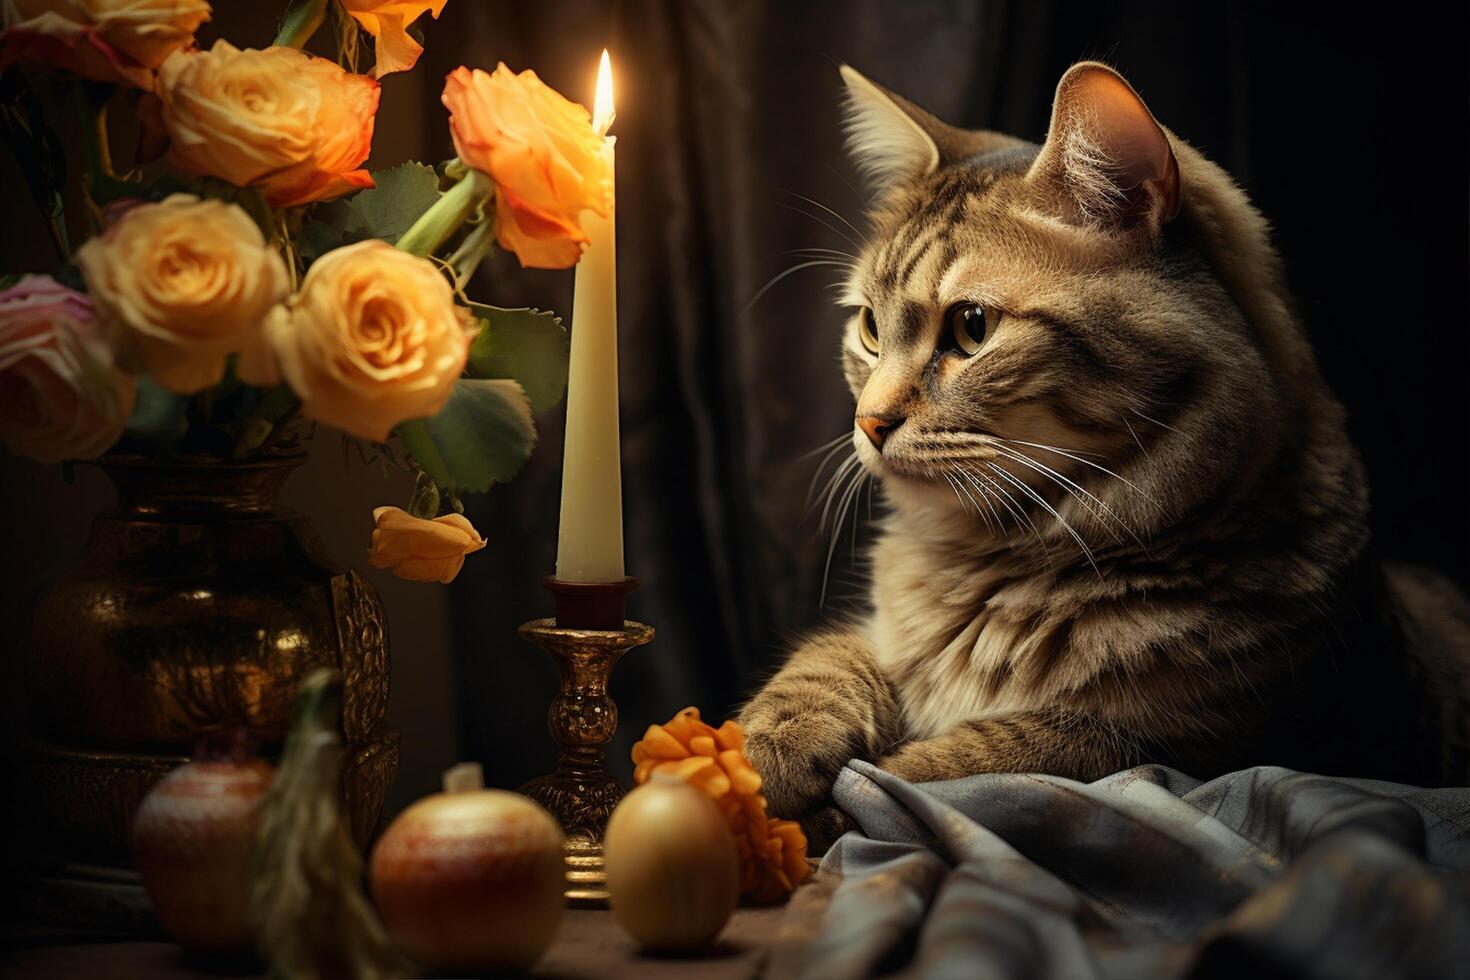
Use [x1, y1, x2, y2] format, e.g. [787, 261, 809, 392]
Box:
[799, 805, 856, 854]
[741, 711, 856, 819]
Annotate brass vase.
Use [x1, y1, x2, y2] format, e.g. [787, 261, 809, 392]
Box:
[22, 452, 397, 926]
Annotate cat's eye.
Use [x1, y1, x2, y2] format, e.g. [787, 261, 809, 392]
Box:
[857, 307, 880, 355]
[946, 302, 989, 356]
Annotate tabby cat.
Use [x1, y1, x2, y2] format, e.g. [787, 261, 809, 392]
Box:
[739, 62, 1470, 841]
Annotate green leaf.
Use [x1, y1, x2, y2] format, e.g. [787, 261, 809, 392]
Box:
[398, 379, 536, 493]
[393, 165, 489, 258]
[350, 162, 443, 240]
[275, 0, 328, 48]
[300, 162, 441, 261]
[466, 304, 570, 413]
[124, 376, 189, 449]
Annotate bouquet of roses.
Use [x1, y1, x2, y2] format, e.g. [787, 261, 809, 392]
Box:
[0, 0, 609, 583]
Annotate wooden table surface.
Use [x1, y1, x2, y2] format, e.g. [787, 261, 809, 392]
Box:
[1, 905, 807, 980]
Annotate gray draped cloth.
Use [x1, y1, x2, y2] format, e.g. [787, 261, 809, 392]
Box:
[772, 761, 1470, 980]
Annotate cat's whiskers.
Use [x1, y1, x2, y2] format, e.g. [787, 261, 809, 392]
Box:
[940, 468, 992, 532]
[1121, 415, 1151, 459]
[944, 430, 1106, 459]
[803, 432, 858, 510]
[784, 247, 860, 262]
[802, 431, 855, 461]
[813, 453, 857, 595]
[1130, 407, 1181, 434]
[781, 190, 869, 249]
[820, 459, 870, 606]
[986, 462, 1100, 575]
[849, 470, 872, 556]
[746, 259, 854, 311]
[966, 465, 1049, 556]
[958, 468, 1008, 533]
[957, 472, 996, 532]
[1000, 437, 1164, 514]
[773, 201, 866, 254]
[987, 442, 1142, 548]
[823, 162, 867, 208]
[817, 452, 862, 530]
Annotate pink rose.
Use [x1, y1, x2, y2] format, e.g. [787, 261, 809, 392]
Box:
[0, 0, 212, 91]
[0, 275, 137, 463]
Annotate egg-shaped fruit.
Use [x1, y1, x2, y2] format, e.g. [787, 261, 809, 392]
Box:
[133, 758, 274, 953]
[370, 766, 565, 973]
[604, 774, 740, 951]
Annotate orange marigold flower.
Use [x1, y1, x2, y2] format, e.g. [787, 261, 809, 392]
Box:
[631, 707, 809, 903]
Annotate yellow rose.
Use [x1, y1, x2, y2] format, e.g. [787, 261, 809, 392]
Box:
[76, 194, 288, 394]
[259, 240, 473, 442]
[369, 506, 485, 583]
[0, 0, 211, 90]
[441, 64, 612, 269]
[339, 0, 446, 78]
[157, 41, 379, 208]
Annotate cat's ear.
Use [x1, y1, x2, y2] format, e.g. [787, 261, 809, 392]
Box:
[1027, 62, 1180, 230]
[839, 65, 1016, 197]
[839, 65, 940, 194]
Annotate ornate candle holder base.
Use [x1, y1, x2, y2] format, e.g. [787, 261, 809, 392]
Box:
[517, 617, 654, 907]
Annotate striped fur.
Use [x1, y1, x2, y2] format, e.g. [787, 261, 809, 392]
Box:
[740, 63, 1470, 843]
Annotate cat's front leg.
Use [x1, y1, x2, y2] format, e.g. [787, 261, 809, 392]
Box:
[739, 628, 903, 819]
[879, 709, 1135, 784]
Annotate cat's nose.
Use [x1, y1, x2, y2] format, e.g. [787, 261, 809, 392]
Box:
[857, 414, 904, 451]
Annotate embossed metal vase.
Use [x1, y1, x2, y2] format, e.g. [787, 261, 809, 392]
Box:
[23, 452, 397, 923]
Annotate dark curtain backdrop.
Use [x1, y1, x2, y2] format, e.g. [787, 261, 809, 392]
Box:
[3, 2, 1461, 804]
[423, 0, 1470, 790]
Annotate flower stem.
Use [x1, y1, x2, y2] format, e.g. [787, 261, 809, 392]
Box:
[75, 83, 113, 228]
[41, 196, 70, 262]
[395, 165, 494, 259]
[90, 101, 114, 178]
[397, 420, 449, 486]
[276, 209, 299, 292]
[408, 470, 441, 519]
[445, 215, 498, 289]
[275, 0, 329, 49]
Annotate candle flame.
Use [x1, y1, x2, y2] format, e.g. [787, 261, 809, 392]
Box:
[593, 49, 614, 136]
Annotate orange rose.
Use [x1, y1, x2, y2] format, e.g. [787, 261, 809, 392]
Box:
[157, 41, 378, 207]
[339, 0, 446, 78]
[441, 64, 612, 269]
[76, 194, 289, 394]
[0, 0, 211, 90]
[254, 240, 473, 442]
[369, 506, 485, 583]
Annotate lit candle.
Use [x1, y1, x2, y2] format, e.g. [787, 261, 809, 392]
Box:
[555, 51, 623, 584]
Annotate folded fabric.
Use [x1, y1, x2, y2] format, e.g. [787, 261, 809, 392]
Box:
[776, 762, 1470, 980]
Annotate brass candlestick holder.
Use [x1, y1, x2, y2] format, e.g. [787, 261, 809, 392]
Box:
[518, 577, 652, 907]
